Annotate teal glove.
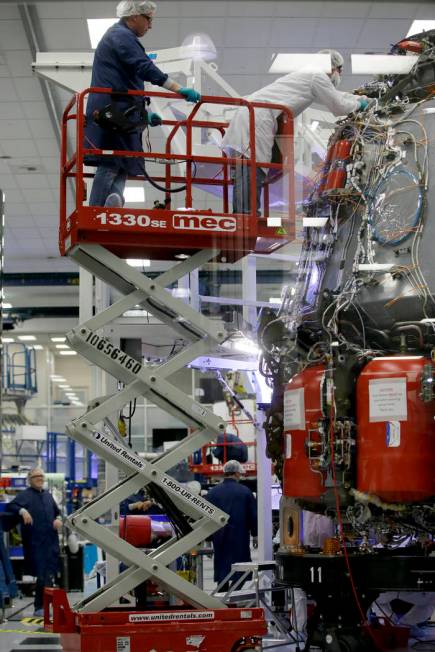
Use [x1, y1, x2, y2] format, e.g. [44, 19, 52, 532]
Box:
[358, 98, 369, 111]
[148, 112, 162, 127]
[178, 87, 201, 103]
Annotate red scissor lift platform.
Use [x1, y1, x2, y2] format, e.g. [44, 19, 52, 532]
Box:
[51, 88, 296, 652]
[60, 88, 295, 261]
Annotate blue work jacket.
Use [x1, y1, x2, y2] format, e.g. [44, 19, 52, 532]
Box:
[206, 478, 257, 583]
[85, 20, 168, 176]
[7, 488, 60, 578]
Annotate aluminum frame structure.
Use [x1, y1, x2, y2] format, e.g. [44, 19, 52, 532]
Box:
[64, 244, 236, 614]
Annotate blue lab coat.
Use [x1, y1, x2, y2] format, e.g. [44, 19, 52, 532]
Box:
[207, 478, 257, 583]
[7, 488, 60, 578]
[213, 432, 248, 464]
[84, 20, 168, 176]
[0, 519, 17, 604]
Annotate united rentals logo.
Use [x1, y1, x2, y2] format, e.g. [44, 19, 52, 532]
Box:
[172, 214, 237, 232]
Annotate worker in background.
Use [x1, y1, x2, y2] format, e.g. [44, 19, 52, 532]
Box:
[222, 49, 369, 215]
[86, 0, 201, 208]
[207, 460, 257, 591]
[213, 431, 248, 464]
[6, 468, 61, 616]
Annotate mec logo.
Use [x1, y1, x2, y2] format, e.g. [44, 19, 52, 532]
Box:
[173, 214, 237, 232]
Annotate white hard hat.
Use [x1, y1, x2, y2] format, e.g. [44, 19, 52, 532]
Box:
[223, 460, 245, 475]
[116, 1, 157, 18]
[318, 49, 344, 70]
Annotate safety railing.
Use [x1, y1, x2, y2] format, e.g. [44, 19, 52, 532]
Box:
[2, 343, 37, 396]
[60, 88, 295, 261]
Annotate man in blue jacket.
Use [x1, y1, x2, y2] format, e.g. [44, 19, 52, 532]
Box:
[86, 0, 201, 208]
[207, 460, 257, 590]
[7, 468, 61, 616]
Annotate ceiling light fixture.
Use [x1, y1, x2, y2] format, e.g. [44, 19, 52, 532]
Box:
[407, 20, 435, 37]
[351, 54, 417, 75]
[126, 259, 151, 267]
[269, 53, 331, 74]
[124, 187, 145, 203]
[60, 350, 77, 356]
[51, 337, 66, 342]
[87, 18, 118, 49]
[17, 335, 36, 341]
[55, 344, 70, 349]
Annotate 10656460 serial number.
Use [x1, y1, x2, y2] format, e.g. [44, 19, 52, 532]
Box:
[83, 329, 142, 375]
[95, 212, 166, 228]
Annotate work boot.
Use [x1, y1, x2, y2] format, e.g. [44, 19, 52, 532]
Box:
[104, 193, 123, 208]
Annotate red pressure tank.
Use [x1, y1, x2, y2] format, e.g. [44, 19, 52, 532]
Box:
[282, 364, 326, 499]
[356, 356, 435, 502]
[119, 515, 152, 547]
[317, 141, 338, 195]
[324, 139, 352, 191]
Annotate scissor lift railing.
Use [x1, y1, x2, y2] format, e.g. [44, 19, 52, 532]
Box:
[60, 88, 295, 262]
[46, 90, 295, 648]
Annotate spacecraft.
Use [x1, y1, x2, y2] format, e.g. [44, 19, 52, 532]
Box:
[260, 29, 435, 651]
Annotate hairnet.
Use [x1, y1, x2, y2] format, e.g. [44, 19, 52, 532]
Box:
[223, 459, 245, 475]
[318, 49, 344, 70]
[116, 1, 156, 18]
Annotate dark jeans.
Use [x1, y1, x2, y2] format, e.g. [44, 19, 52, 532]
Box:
[89, 163, 128, 207]
[233, 159, 267, 215]
[34, 572, 55, 611]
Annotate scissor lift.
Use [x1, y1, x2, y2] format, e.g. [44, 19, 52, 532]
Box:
[46, 88, 295, 651]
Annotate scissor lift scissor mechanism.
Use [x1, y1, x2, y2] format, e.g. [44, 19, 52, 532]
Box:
[47, 89, 295, 648]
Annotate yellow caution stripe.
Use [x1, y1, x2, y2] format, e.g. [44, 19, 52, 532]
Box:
[21, 617, 45, 625]
[0, 627, 57, 635]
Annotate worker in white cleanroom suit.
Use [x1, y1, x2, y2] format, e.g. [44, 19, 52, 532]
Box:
[222, 49, 368, 215]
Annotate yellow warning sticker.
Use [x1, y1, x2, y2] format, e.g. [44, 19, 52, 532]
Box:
[0, 628, 56, 635]
[21, 617, 45, 625]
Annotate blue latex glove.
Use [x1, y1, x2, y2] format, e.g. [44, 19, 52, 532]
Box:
[148, 112, 162, 127]
[178, 87, 201, 103]
[358, 98, 369, 111]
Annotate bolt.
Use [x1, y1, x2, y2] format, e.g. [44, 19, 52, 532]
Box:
[217, 331, 224, 339]
[82, 518, 88, 524]
[219, 423, 225, 430]
[151, 470, 157, 477]
[80, 328, 86, 334]
[81, 423, 87, 429]
[152, 564, 158, 572]
[150, 284, 155, 290]
[150, 376, 156, 383]
[220, 516, 227, 523]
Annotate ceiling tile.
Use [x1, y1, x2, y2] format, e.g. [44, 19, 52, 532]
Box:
[178, 17, 227, 48]
[19, 187, 52, 203]
[368, 4, 419, 19]
[0, 174, 18, 189]
[314, 18, 365, 48]
[323, 2, 371, 19]
[356, 19, 413, 48]
[0, 103, 25, 119]
[0, 78, 19, 101]
[0, 20, 28, 50]
[273, 1, 325, 18]
[27, 119, 56, 139]
[15, 173, 49, 190]
[0, 5, 20, 19]
[34, 138, 60, 158]
[3, 202, 28, 217]
[0, 119, 32, 140]
[13, 77, 44, 102]
[268, 18, 318, 47]
[4, 215, 33, 228]
[4, 50, 33, 77]
[21, 101, 50, 120]
[2, 188, 25, 203]
[39, 19, 94, 50]
[35, 2, 84, 19]
[223, 18, 272, 48]
[1, 139, 39, 158]
[415, 3, 435, 19]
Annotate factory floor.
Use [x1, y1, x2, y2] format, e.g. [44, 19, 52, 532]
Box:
[1, 595, 433, 652]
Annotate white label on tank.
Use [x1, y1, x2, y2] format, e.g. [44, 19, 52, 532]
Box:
[284, 387, 305, 430]
[368, 377, 407, 422]
[116, 637, 130, 652]
[386, 421, 401, 447]
[286, 434, 292, 458]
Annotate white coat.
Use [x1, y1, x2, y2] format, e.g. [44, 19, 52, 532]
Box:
[222, 71, 360, 167]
